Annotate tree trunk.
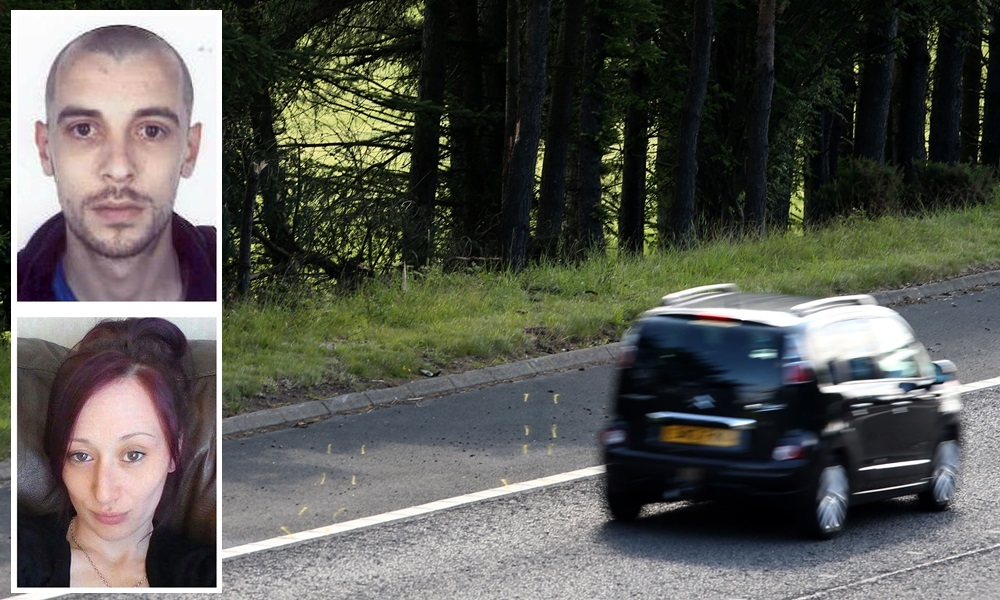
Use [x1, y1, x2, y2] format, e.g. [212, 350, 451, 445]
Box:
[672, 0, 713, 248]
[449, 0, 487, 257]
[854, 6, 897, 163]
[475, 0, 509, 257]
[744, 0, 776, 237]
[249, 88, 294, 265]
[501, 0, 552, 271]
[929, 14, 966, 165]
[619, 25, 651, 255]
[537, 0, 584, 260]
[403, 0, 448, 267]
[575, 0, 609, 256]
[961, 26, 983, 164]
[896, 20, 930, 183]
[237, 162, 262, 296]
[984, 2, 1000, 169]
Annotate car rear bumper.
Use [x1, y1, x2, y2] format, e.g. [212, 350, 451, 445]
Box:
[605, 446, 814, 503]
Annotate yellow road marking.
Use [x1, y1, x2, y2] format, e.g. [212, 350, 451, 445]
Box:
[298, 506, 308, 517]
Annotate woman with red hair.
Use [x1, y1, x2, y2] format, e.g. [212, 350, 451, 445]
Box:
[18, 318, 215, 588]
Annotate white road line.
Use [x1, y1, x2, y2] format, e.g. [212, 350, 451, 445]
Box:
[791, 542, 1000, 599]
[221, 465, 605, 559]
[958, 375, 1000, 393]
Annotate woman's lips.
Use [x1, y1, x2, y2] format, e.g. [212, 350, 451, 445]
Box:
[93, 511, 128, 525]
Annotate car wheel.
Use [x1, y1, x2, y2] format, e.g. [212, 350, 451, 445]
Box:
[606, 490, 643, 522]
[919, 439, 959, 511]
[803, 458, 849, 540]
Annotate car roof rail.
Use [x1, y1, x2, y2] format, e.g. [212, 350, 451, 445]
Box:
[661, 283, 739, 306]
[789, 294, 877, 316]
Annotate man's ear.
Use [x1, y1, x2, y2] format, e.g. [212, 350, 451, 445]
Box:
[35, 121, 54, 177]
[180, 122, 201, 178]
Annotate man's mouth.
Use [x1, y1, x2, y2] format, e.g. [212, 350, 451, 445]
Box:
[92, 511, 129, 526]
[89, 202, 146, 224]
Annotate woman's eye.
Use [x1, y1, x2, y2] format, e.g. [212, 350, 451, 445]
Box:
[123, 450, 146, 463]
[67, 451, 92, 463]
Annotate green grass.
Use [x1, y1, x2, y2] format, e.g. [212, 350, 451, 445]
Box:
[223, 199, 1000, 415]
[0, 337, 10, 461]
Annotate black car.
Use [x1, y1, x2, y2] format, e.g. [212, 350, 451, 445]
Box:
[600, 283, 962, 538]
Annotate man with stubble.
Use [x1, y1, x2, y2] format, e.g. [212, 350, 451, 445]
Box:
[18, 25, 215, 301]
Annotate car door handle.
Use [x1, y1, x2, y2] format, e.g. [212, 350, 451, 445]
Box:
[891, 400, 913, 407]
[850, 402, 873, 410]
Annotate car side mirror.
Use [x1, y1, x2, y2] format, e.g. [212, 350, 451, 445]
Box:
[933, 359, 958, 385]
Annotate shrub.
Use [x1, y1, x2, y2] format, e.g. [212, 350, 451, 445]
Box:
[902, 161, 998, 213]
[807, 157, 903, 227]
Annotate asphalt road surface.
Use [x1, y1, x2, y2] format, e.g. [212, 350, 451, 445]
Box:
[7, 284, 1000, 598]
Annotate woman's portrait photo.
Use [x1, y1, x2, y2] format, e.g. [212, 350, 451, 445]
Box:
[15, 317, 219, 590]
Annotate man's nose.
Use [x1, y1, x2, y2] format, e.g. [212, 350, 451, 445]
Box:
[100, 134, 136, 183]
[93, 458, 122, 507]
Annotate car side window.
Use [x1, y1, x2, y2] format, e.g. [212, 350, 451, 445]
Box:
[868, 316, 934, 379]
[812, 319, 878, 384]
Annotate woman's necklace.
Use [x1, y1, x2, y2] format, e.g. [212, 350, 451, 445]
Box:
[69, 517, 149, 587]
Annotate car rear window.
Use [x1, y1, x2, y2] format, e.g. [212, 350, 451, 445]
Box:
[635, 316, 786, 387]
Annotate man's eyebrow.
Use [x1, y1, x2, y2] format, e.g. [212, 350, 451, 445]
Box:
[134, 107, 181, 126]
[56, 106, 102, 123]
[54, 106, 181, 127]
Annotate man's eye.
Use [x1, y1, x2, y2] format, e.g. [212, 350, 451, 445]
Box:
[69, 123, 93, 138]
[123, 450, 146, 463]
[139, 124, 168, 140]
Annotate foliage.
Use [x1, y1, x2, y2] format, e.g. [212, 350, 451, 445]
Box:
[902, 161, 1000, 212]
[810, 157, 904, 225]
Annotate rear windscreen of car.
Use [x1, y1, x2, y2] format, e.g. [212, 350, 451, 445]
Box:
[634, 316, 785, 392]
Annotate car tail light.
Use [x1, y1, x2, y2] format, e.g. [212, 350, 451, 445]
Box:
[617, 346, 636, 369]
[772, 444, 806, 461]
[599, 428, 628, 446]
[783, 360, 814, 384]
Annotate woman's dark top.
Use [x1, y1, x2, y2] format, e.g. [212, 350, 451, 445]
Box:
[18, 513, 216, 588]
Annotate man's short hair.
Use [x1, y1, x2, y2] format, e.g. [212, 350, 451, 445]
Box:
[44, 24, 194, 121]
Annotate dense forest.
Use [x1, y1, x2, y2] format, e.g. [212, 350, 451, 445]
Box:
[2, 1, 999, 316]
[223, 0, 1000, 299]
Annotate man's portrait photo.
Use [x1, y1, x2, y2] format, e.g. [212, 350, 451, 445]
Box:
[13, 11, 221, 302]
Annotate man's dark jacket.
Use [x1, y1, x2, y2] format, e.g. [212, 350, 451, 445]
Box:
[17, 213, 217, 301]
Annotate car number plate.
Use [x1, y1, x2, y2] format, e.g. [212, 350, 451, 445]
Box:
[660, 425, 740, 447]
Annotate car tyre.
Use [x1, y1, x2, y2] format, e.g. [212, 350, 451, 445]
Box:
[802, 457, 849, 540]
[919, 439, 959, 511]
[606, 489, 643, 522]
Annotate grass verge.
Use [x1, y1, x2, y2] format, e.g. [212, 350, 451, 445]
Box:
[223, 200, 1000, 416]
[0, 337, 10, 461]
